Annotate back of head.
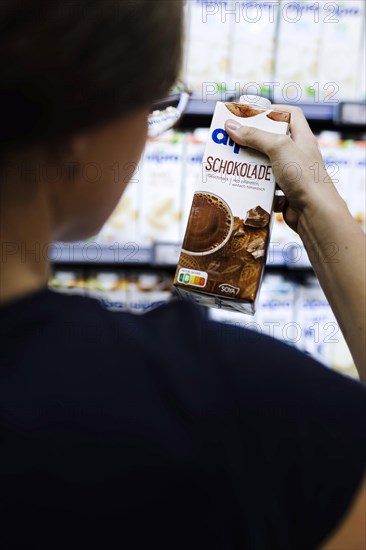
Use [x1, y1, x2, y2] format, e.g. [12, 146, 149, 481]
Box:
[0, 0, 183, 153]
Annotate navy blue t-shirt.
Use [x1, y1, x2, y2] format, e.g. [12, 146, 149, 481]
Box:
[0, 288, 365, 549]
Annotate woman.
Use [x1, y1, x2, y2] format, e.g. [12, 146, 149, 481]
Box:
[0, 1, 365, 549]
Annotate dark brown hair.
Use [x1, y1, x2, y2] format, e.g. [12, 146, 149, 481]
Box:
[0, 0, 183, 150]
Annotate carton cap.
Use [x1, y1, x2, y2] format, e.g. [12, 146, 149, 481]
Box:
[239, 95, 271, 110]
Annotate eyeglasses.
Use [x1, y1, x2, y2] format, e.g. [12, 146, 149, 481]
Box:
[147, 81, 192, 138]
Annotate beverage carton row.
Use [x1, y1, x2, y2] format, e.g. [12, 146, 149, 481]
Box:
[183, 0, 365, 101]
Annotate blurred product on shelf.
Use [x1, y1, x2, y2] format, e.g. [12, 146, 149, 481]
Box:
[361, 20, 366, 99]
[84, 272, 129, 311]
[230, 1, 277, 97]
[91, 130, 365, 259]
[139, 131, 184, 245]
[127, 273, 174, 315]
[275, 0, 322, 102]
[318, 132, 366, 232]
[319, 132, 353, 203]
[209, 274, 358, 379]
[349, 140, 366, 231]
[48, 270, 86, 296]
[317, 0, 365, 101]
[50, 270, 173, 314]
[182, 0, 365, 101]
[185, 0, 231, 96]
[96, 166, 139, 244]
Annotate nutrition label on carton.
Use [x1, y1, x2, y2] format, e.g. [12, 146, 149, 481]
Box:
[174, 96, 290, 315]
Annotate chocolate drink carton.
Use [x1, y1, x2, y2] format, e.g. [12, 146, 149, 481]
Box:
[174, 95, 290, 314]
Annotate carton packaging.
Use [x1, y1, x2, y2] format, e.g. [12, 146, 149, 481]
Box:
[85, 272, 129, 311]
[317, 1, 365, 100]
[185, 0, 231, 95]
[174, 96, 290, 314]
[295, 277, 338, 368]
[319, 137, 352, 204]
[49, 270, 86, 296]
[349, 141, 366, 231]
[229, 1, 279, 97]
[96, 167, 140, 245]
[128, 273, 172, 314]
[139, 131, 184, 244]
[274, 0, 322, 102]
[255, 275, 297, 342]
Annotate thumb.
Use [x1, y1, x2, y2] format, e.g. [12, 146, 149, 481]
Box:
[225, 119, 290, 158]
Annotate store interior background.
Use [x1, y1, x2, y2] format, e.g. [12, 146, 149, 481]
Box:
[49, 0, 366, 380]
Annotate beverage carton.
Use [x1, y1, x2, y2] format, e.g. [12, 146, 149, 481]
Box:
[229, 1, 279, 97]
[97, 166, 140, 245]
[139, 131, 184, 244]
[185, 0, 231, 95]
[318, 0, 365, 100]
[174, 95, 290, 314]
[274, 0, 322, 102]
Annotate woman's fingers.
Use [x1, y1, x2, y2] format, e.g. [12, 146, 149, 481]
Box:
[271, 104, 317, 146]
[224, 120, 292, 158]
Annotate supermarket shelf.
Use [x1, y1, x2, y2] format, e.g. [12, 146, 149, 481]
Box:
[185, 98, 366, 124]
[50, 241, 312, 269]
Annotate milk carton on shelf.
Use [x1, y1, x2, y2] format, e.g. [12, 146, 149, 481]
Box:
[49, 270, 86, 296]
[139, 131, 184, 245]
[174, 96, 291, 315]
[317, 1, 365, 100]
[318, 135, 352, 205]
[270, 212, 303, 266]
[128, 273, 173, 315]
[84, 271, 129, 311]
[349, 140, 366, 232]
[96, 163, 140, 245]
[229, 1, 279, 97]
[295, 277, 338, 368]
[180, 0, 191, 83]
[185, 0, 231, 96]
[359, 19, 366, 100]
[274, 0, 322, 102]
[255, 275, 297, 342]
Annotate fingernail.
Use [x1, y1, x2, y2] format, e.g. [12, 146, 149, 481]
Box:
[225, 119, 241, 132]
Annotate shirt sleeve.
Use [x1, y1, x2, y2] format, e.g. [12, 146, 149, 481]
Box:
[201, 318, 366, 549]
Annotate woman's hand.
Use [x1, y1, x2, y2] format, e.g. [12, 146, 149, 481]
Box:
[227, 105, 365, 381]
[225, 105, 343, 233]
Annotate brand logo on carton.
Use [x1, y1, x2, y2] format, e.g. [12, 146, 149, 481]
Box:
[218, 283, 240, 296]
[212, 128, 241, 154]
[146, 152, 180, 163]
[303, 299, 329, 308]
